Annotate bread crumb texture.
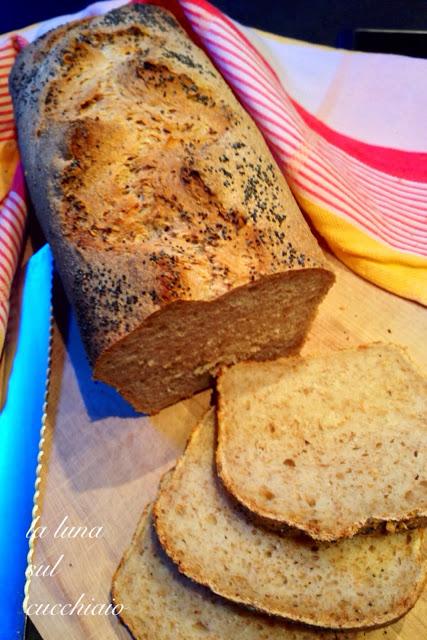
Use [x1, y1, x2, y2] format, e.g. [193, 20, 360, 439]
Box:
[113, 506, 355, 639]
[217, 344, 427, 540]
[154, 409, 427, 630]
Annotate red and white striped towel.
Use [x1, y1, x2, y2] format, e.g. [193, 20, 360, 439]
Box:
[0, 38, 27, 348]
[0, 0, 426, 352]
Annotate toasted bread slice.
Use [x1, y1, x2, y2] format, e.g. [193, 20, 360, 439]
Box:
[153, 409, 426, 630]
[112, 506, 354, 640]
[217, 344, 427, 541]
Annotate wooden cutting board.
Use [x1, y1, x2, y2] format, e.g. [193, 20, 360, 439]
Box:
[28, 254, 427, 640]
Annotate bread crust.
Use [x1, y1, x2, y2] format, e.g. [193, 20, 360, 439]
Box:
[112, 503, 356, 640]
[10, 5, 333, 411]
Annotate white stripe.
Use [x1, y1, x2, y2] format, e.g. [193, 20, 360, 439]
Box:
[0, 215, 23, 248]
[9, 191, 27, 216]
[0, 245, 14, 279]
[290, 156, 427, 239]
[292, 179, 427, 255]
[302, 140, 427, 220]
[0, 203, 25, 235]
[197, 31, 277, 89]
[187, 3, 427, 204]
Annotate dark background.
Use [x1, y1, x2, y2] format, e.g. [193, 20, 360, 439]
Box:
[4, 1, 426, 639]
[2, 0, 427, 53]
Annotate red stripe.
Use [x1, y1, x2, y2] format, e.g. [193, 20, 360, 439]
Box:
[301, 149, 427, 222]
[0, 271, 11, 292]
[290, 175, 427, 254]
[0, 225, 21, 258]
[9, 191, 27, 215]
[183, 0, 282, 83]
[0, 311, 7, 327]
[187, 0, 427, 194]
[294, 164, 427, 239]
[201, 41, 288, 111]
[199, 33, 280, 98]
[270, 138, 427, 247]
[290, 98, 427, 183]
[189, 15, 275, 82]
[220, 60, 427, 215]
[0, 226, 20, 258]
[233, 91, 302, 140]
[316, 136, 427, 200]
[214, 60, 299, 130]
[241, 105, 300, 150]
[289, 146, 427, 231]
[0, 245, 15, 275]
[0, 207, 22, 245]
[300, 141, 427, 218]
[2, 202, 26, 234]
[219, 67, 301, 141]
[221, 49, 427, 206]
[187, 6, 272, 79]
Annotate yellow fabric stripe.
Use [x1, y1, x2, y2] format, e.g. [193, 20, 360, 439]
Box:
[295, 191, 427, 306]
[0, 140, 18, 202]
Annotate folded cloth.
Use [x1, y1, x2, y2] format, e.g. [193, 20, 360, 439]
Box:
[0, 38, 27, 352]
[0, 0, 426, 354]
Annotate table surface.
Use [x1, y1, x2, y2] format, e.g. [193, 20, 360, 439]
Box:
[27, 252, 427, 640]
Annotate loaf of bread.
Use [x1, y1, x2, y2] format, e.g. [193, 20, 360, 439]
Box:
[112, 505, 354, 640]
[10, 4, 334, 413]
[216, 344, 427, 541]
[154, 409, 427, 630]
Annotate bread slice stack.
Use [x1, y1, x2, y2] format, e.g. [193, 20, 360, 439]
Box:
[113, 343, 427, 639]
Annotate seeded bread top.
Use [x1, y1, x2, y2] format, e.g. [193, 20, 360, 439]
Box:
[10, 4, 332, 364]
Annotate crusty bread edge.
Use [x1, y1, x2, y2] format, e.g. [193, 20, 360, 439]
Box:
[215, 342, 427, 542]
[94, 266, 334, 415]
[111, 505, 153, 640]
[113, 490, 362, 639]
[153, 409, 427, 630]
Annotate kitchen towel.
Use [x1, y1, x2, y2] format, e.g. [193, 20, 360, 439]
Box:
[0, 0, 426, 354]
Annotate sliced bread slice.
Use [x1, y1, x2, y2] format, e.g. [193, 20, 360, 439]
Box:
[112, 505, 354, 640]
[153, 409, 427, 630]
[217, 343, 427, 541]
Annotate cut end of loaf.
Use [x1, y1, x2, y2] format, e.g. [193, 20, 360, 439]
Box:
[94, 268, 333, 414]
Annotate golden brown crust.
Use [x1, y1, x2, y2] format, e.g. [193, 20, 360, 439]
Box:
[113, 502, 357, 640]
[11, 4, 333, 412]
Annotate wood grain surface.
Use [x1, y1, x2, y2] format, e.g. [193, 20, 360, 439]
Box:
[28, 254, 427, 640]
